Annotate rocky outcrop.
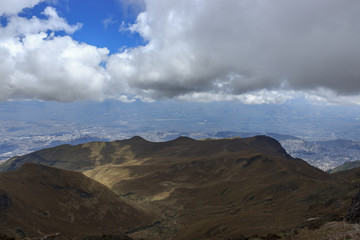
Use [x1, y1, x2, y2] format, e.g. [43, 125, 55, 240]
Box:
[347, 189, 360, 223]
[0, 192, 12, 211]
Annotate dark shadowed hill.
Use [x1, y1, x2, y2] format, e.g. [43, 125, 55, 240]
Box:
[0, 163, 153, 239]
[215, 131, 301, 141]
[1, 136, 360, 239]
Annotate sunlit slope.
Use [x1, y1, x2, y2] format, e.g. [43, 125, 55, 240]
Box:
[82, 137, 354, 239]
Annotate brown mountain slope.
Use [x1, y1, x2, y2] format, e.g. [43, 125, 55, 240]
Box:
[327, 160, 360, 174]
[99, 150, 351, 239]
[79, 138, 360, 239]
[1, 136, 359, 239]
[0, 135, 291, 172]
[332, 166, 360, 183]
[0, 163, 154, 239]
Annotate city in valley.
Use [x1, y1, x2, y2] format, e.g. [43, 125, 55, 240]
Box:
[1, 111, 360, 171]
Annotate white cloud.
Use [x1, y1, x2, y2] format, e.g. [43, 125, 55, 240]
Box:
[304, 88, 360, 105]
[177, 90, 296, 104]
[0, 7, 81, 39]
[0, 7, 109, 102]
[117, 95, 136, 103]
[102, 16, 117, 29]
[117, 0, 146, 18]
[2, 0, 360, 105]
[0, 0, 43, 16]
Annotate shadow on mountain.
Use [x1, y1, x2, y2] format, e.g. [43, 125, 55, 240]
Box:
[1, 136, 360, 239]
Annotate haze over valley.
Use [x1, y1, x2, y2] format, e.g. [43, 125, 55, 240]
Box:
[1, 100, 360, 171]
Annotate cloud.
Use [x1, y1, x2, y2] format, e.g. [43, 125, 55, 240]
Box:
[0, 7, 109, 102]
[1, 0, 360, 104]
[0, 0, 43, 16]
[176, 90, 297, 104]
[102, 16, 117, 29]
[117, 0, 146, 19]
[0, 7, 81, 39]
[108, 0, 360, 103]
[304, 88, 360, 105]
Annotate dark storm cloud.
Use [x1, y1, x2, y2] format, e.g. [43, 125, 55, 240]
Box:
[108, 0, 360, 102]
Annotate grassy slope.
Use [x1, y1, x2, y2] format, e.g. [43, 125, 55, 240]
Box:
[0, 163, 154, 239]
[1, 136, 360, 239]
[328, 160, 360, 174]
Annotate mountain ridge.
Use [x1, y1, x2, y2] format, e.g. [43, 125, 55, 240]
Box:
[0, 135, 291, 173]
[1, 136, 360, 239]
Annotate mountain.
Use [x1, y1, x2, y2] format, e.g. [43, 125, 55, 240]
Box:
[327, 160, 360, 174]
[0, 163, 153, 239]
[0, 135, 292, 172]
[214, 131, 360, 170]
[1, 136, 360, 239]
[215, 131, 301, 141]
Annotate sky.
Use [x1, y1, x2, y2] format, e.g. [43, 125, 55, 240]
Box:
[0, 0, 360, 105]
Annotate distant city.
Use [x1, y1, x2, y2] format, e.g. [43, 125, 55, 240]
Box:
[1, 121, 360, 171]
[1, 100, 360, 170]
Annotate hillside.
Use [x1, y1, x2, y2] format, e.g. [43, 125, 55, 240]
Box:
[0, 135, 291, 172]
[327, 160, 360, 174]
[0, 163, 153, 239]
[214, 131, 360, 170]
[1, 136, 360, 239]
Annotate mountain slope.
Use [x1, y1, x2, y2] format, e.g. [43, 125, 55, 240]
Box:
[0, 135, 291, 172]
[75, 137, 346, 238]
[214, 131, 360, 171]
[1, 136, 359, 239]
[0, 163, 153, 239]
[327, 160, 360, 174]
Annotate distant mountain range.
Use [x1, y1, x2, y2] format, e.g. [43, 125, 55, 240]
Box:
[2, 136, 360, 239]
[2, 129, 360, 171]
[215, 131, 301, 141]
